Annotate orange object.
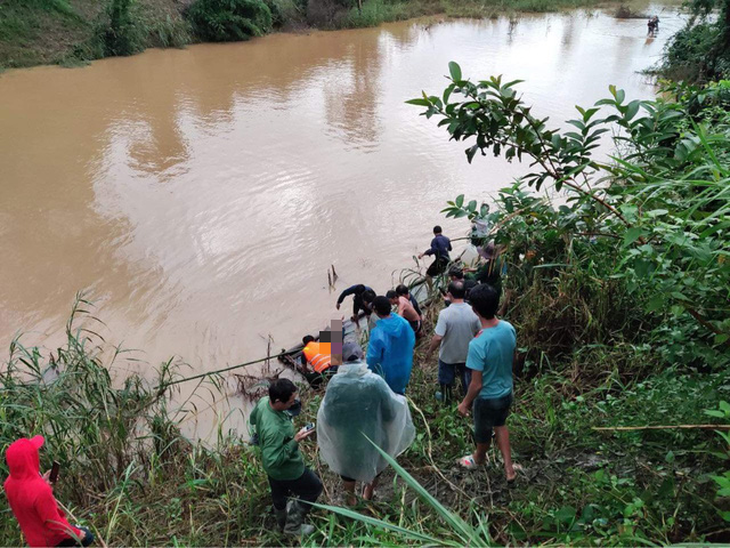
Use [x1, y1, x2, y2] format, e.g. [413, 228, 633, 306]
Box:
[303, 342, 332, 373]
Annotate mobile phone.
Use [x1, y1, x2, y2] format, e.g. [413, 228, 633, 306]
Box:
[49, 461, 60, 484]
[304, 422, 316, 432]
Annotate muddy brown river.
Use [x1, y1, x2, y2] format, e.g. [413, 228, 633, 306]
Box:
[0, 6, 681, 437]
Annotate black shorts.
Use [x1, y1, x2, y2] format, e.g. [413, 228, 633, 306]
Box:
[426, 256, 449, 277]
[408, 319, 421, 334]
[473, 393, 513, 443]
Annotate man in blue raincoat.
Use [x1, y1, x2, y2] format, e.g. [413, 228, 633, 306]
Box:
[366, 296, 416, 394]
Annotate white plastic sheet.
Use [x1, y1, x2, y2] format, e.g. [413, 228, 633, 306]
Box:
[316, 362, 415, 483]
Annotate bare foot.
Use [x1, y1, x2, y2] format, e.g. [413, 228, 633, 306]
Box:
[506, 463, 523, 483]
[362, 484, 375, 501]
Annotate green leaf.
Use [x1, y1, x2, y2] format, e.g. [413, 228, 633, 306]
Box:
[448, 61, 462, 82]
[405, 98, 431, 107]
[309, 502, 445, 544]
[455, 194, 464, 208]
[704, 410, 726, 418]
[555, 506, 577, 525]
[625, 100, 641, 121]
[623, 227, 644, 246]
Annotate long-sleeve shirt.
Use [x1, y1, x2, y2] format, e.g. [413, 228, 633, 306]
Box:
[336, 284, 372, 305]
[249, 397, 305, 480]
[5, 438, 82, 548]
[423, 234, 452, 260]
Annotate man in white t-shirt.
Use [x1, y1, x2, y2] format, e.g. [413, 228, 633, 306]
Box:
[425, 281, 481, 403]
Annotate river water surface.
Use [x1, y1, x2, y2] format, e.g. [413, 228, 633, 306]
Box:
[0, 5, 681, 436]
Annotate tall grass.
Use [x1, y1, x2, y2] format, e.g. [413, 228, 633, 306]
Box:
[0, 286, 726, 546]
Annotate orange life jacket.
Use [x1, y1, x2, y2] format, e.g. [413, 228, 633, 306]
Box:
[303, 342, 332, 373]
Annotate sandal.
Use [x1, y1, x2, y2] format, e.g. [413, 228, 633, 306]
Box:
[457, 454, 486, 469]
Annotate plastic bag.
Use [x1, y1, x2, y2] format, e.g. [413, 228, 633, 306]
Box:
[316, 362, 415, 483]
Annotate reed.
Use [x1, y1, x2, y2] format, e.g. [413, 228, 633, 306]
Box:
[0, 289, 725, 545]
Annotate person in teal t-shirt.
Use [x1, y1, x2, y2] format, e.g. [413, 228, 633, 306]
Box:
[456, 284, 519, 483]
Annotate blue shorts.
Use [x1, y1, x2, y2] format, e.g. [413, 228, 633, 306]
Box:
[473, 393, 513, 443]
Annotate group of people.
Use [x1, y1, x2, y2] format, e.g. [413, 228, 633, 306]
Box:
[4, 226, 518, 545]
[250, 227, 518, 537]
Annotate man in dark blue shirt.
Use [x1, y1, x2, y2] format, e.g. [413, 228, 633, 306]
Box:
[418, 225, 452, 277]
[336, 284, 376, 321]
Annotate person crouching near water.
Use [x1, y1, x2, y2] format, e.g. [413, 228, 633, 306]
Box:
[366, 296, 416, 395]
[249, 379, 322, 537]
[317, 343, 415, 505]
[4, 436, 95, 547]
[456, 284, 520, 483]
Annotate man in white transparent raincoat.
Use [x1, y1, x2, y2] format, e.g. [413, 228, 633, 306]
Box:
[317, 342, 415, 504]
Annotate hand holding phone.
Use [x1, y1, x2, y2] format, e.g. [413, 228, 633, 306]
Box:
[295, 424, 316, 442]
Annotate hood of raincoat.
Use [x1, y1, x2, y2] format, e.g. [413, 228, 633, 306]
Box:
[336, 361, 369, 376]
[6, 436, 44, 480]
[4, 436, 82, 548]
[376, 314, 410, 336]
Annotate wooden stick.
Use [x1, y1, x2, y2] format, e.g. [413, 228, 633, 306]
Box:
[593, 424, 730, 431]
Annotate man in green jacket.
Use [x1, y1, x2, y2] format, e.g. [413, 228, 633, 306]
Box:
[249, 378, 321, 536]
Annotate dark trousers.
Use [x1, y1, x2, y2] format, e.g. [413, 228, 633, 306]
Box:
[438, 360, 471, 403]
[268, 468, 323, 511]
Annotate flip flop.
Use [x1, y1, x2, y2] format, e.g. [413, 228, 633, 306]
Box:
[457, 454, 486, 469]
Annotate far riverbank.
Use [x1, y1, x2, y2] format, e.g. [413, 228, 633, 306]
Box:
[0, 0, 674, 69]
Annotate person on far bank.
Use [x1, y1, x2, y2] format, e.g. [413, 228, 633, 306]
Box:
[426, 281, 481, 403]
[418, 225, 452, 278]
[386, 290, 421, 335]
[456, 284, 519, 483]
[4, 436, 95, 548]
[249, 379, 322, 536]
[366, 296, 416, 395]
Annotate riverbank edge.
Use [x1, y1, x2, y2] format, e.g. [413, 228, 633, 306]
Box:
[0, 0, 646, 71]
[0, 278, 726, 545]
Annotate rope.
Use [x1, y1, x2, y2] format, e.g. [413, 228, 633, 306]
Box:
[156, 350, 299, 392]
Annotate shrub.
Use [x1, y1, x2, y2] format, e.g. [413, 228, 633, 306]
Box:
[104, 0, 146, 56]
[186, 0, 273, 42]
[410, 65, 730, 373]
[663, 22, 725, 82]
[263, 0, 305, 28]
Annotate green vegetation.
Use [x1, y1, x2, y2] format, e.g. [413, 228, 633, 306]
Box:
[187, 0, 273, 42]
[1, 287, 727, 544]
[0, 0, 611, 69]
[1, 6, 729, 547]
[662, 0, 730, 81]
[0, 0, 191, 68]
[1, 70, 729, 542]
